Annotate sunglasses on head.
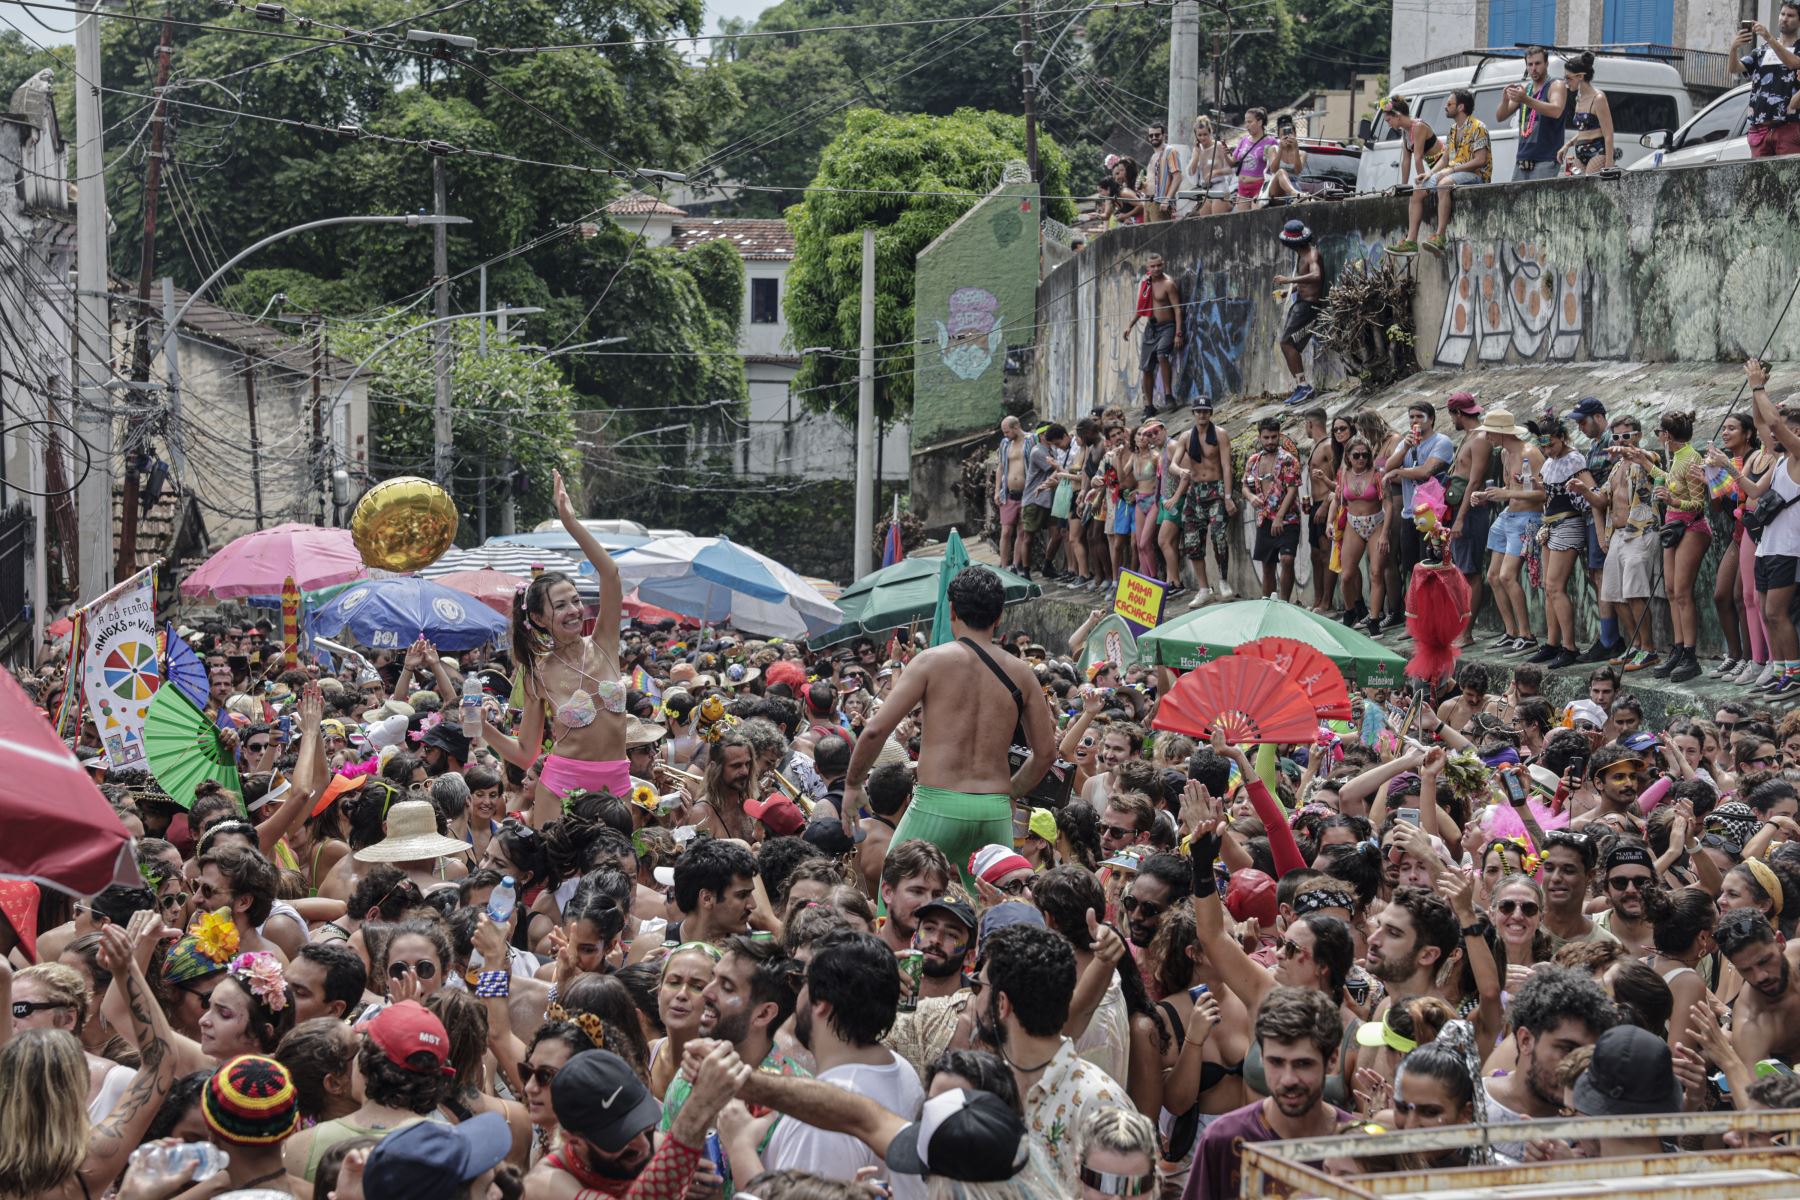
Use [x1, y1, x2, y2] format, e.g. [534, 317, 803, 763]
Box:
[12, 1000, 70, 1019]
[1495, 898, 1540, 918]
[388, 959, 440, 981]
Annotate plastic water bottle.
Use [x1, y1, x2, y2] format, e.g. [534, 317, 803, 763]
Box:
[470, 876, 517, 972]
[461, 674, 483, 731]
[129, 1142, 229, 1183]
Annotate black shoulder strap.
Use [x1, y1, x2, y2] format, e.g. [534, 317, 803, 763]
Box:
[1158, 999, 1187, 1050]
[959, 637, 1025, 714]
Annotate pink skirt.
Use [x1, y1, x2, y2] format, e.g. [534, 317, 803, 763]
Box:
[539, 754, 631, 799]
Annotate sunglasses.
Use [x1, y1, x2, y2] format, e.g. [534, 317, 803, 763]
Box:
[996, 877, 1032, 897]
[1746, 756, 1778, 769]
[1121, 895, 1166, 920]
[388, 959, 440, 981]
[1277, 936, 1310, 960]
[518, 1063, 560, 1089]
[195, 880, 230, 902]
[1717, 720, 1741, 732]
[1495, 898, 1540, 918]
[11, 1000, 70, 1019]
[1607, 874, 1654, 892]
[1100, 823, 1137, 841]
[1350, 453, 1371, 461]
[159, 891, 191, 911]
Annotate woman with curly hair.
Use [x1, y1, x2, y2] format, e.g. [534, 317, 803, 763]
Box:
[426, 989, 531, 1165]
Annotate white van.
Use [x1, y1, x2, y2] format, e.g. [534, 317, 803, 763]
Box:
[1355, 55, 1693, 193]
[1627, 83, 1752, 170]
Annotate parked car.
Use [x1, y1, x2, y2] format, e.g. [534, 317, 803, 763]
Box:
[1356, 55, 1693, 192]
[1259, 140, 1363, 202]
[1628, 83, 1751, 170]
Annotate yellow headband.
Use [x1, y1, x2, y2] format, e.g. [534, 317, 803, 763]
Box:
[1745, 858, 1784, 915]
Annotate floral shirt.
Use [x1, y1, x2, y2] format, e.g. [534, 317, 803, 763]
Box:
[1742, 39, 1800, 127]
[1245, 447, 1302, 525]
[1024, 1038, 1129, 1191]
[1445, 115, 1493, 181]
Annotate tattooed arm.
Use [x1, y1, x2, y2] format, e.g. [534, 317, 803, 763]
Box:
[83, 914, 179, 1190]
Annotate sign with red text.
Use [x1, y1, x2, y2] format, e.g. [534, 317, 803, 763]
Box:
[1113, 569, 1166, 635]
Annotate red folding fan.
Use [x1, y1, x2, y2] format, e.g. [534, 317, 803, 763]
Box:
[1235, 636, 1353, 720]
[1153, 656, 1320, 744]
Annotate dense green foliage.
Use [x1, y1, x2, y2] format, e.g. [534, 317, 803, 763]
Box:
[784, 107, 1074, 425]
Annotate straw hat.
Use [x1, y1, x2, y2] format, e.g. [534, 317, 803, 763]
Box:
[360, 699, 416, 724]
[872, 737, 912, 770]
[1479, 409, 1521, 438]
[354, 800, 473, 863]
[625, 717, 668, 748]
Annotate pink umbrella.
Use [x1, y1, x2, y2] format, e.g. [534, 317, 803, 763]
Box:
[434, 568, 527, 617]
[180, 522, 367, 600]
[0, 669, 136, 897]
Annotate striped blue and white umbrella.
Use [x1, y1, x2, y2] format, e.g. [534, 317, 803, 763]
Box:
[613, 536, 842, 639]
[420, 543, 598, 600]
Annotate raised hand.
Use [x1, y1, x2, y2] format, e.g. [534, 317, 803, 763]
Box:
[553, 468, 577, 523]
[1089, 909, 1127, 967]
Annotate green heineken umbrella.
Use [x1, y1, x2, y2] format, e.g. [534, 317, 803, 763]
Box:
[1137, 597, 1406, 688]
[807, 535, 1038, 649]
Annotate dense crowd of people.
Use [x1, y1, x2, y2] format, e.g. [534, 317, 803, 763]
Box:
[8, 467, 1800, 1200]
[996, 360, 1800, 690]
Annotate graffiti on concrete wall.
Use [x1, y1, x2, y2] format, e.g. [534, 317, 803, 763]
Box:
[1169, 262, 1254, 404]
[1435, 239, 1588, 368]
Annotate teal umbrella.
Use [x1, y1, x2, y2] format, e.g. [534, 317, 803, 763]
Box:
[1137, 597, 1406, 688]
[806, 536, 1038, 649]
[930, 529, 971, 647]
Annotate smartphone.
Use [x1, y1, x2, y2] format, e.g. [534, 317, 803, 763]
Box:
[1345, 973, 1372, 1006]
[1742, 19, 1756, 32]
[1500, 768, 1528, 806]
[1397, 807, 1421, 826]
[1567, 752, 1589, 781]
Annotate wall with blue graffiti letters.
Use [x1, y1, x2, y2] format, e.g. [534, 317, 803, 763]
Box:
[1030, 157, 1800, 424]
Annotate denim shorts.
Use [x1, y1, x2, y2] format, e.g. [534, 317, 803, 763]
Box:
[1486, 509, 1542, 557]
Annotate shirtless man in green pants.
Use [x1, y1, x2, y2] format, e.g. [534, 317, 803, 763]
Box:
[841, 566, 1057, 887]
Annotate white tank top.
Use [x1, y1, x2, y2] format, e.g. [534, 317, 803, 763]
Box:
[1757, 456, 1800, 559]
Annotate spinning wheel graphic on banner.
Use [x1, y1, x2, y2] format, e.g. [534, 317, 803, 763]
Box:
[101, 641, 160, 705]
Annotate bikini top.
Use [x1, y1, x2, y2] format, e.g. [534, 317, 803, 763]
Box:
[1341, 470, 1381, 502]
[556, 680, 626, 728]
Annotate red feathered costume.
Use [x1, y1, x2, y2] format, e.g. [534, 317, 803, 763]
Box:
[1405, 565, 1471, 687]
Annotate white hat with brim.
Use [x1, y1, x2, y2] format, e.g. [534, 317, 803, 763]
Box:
[1480, 410, 1521, 438]
[354, 800, 475, 863]
[361, 699, 416, 724]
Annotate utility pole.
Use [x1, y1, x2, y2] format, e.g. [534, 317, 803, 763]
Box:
[1168, 0, 1200, 141]
[431, 157, 453, 483]
[853, 228, 876, 579]
[116, 16, 173, 581]
[159, 278, 186, 480]
[310, 315, 324, 523]
[73, 0, 110, 598]
[243, 357, 264, 528]
[1018, 0, 1039, 180]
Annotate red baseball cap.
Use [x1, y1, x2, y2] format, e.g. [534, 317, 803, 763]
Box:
[1225, 870, 1279, 928]
[367, 1001, 455, 1076]
[744, 794, 806, 837]
[1446, 391, 1482, 415]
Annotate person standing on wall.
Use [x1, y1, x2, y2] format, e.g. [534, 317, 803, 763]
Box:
[1143, 122, 1183, 222]
[1123, 254, 1184, 422]
[1730, 5, 1800, 160]
[1496, 46, 1568, 180]
[1274, 220, 1324, 408]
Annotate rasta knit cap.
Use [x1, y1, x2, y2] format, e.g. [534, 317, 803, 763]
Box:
[203, 1054, 299, 1145]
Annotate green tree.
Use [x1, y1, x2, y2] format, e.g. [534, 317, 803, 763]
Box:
[331, 317, 580, 534]
[783, 107, 1074, 425]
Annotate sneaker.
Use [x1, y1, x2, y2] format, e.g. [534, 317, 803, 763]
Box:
[1549, 647, 1581, 671]
[1360, 617, 1384, 637]
[1216, 582, 1235, 602]
[1386, 238, 1419, 256]
[1167, 584, 1187, 599]
[1380, 611, 1406, 632]
[1713, 657, 1741, 677]
[1581, 640, 1617, 664]
[1423, 234, 1447, 256]
[1608, 646, 1637, 666]
[1506, 637, 1540, 656]
[1342, 603, 1367, 628]
[1766, 675, 1800, 700]
[1625, 650, 1659, 673]
[1284, 383, 1316, 407]
[1493, 630, 1519, 648]
[1736, 660, 1765, 684]
[1527, 643, 1561, 665]
[1757, 673, 1789, 695]
[1188, 587, 1212, 609]
[1757, 662, 1778, 687]
[1652, 649, 1682, 678]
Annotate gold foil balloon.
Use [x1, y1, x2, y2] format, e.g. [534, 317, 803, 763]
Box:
[351, 476, 458, 572]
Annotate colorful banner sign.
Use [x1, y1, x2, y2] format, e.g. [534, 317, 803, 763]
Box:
[1078, 612, 1141, 672]
[80, 569, 160, 768]
[1113, 569, 1166, 635]
[281, 576, 302, 670]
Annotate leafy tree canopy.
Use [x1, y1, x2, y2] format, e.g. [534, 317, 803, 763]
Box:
[783, 107, 1074, 426]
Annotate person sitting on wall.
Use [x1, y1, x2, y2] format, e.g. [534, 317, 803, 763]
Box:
[1386, 89, 1491, 258]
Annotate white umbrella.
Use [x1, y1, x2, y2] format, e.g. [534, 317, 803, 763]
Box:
[613, 536, 843, 639]
[420, 543, 598, 600]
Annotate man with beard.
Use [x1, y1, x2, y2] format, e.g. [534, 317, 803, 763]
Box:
[661, 935, 809, 1195]
[877, 840, 950, 957]
[692, 729, 756, 842]
[667, 838, 758, 947]
[1124, 853, 1189, 951]
[1480, 965, 1616, 1160]
[1591, 840, 1657, 957]
[846, 567, 1056, 886]
[885, 897, 978, 1076]
[761, 931, 928, 1199]
[1363, 886, 1461, 1005]
[970, 922, 1127, 1190]
[1081, 722, 1142, 809]
[1718, 909, 1800, 1065]
[1538, 829, 1617, 946]
[526, 1045, 746, 1200]
[1184, 987, 1349, 1200]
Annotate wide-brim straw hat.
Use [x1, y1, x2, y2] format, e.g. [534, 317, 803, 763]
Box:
[354, 800, 472, 863]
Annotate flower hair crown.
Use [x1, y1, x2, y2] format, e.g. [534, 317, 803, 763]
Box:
[229, 951, 290, 1012]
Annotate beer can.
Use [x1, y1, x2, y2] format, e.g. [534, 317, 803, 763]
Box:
[897, 949, 925, 1012]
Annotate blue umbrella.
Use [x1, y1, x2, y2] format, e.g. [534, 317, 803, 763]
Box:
[613, 536, 841, 639]
[306, 576, 509, 652]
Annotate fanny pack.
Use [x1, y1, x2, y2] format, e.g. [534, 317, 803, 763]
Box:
[1744, 489, 1792, 536]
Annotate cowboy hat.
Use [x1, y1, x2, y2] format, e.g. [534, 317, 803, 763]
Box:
[353, 800, 473, 864]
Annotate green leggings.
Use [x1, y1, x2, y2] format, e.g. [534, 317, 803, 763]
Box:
[887, 784, 1015, 889]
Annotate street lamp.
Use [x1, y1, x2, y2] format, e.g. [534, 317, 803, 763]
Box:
[162, 213, 470, 348]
